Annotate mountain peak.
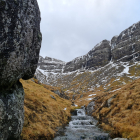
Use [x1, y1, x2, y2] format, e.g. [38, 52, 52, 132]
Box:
[36, 21, 140, 90]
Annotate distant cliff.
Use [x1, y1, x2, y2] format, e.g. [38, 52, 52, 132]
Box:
[38, 56, 65, 73]
[36, 21, 140, 92]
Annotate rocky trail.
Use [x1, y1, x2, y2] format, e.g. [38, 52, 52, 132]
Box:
[54, 108, 109, 140]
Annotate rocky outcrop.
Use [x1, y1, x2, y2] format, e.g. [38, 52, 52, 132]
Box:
[64, 22, 140, 72]
[86, 101, 95, 115]
[64, 40, 111, 72]
[111, 22, 140, 62]
[38, 56, 65, 73]
[37, 21, 140, 75]
[36, 21, 140, 93]
[0, 0, 41, 139]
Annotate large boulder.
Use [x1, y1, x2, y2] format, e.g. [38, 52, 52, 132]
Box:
[86, 101, 95, 115]
[0, 0, 41, 139]
[0, 0, 42, 89]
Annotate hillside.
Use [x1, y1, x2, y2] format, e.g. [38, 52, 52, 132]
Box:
[67, 77, 140, 139]
[20, 78, 140, 140]
[91, 78, 140, 139]
[34, 21, 140, 139]
[20, 79, 72, 140]
[35, 21, 140, 93]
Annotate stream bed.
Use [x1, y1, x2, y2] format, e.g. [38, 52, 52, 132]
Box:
[54, 108, 110, 140]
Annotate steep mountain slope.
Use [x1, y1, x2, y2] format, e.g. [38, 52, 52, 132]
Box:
[38, 56, 65, 73]
[35, 21, 140, 92]
[20, 79, 71, 140]
[91, 78, 140, 139]
[68, 78, 140, 139]
[64, 40, 111, 72]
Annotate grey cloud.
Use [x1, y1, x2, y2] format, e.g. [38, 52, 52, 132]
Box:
[37, 0, 140, 62]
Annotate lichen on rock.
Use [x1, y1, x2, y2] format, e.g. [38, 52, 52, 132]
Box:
[0, 0, 41, 139]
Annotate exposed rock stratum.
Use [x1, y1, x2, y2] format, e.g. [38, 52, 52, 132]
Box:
[0, 0, 41, 139]
[36, 21, 140, 93]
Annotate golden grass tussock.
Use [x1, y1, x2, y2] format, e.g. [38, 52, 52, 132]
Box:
[92, 78, 140, 139]
[20, 79, 71, 140]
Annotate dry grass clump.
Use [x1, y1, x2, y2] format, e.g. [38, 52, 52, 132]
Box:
[92, 78, 140, 139]
[20, 79, 71, 140]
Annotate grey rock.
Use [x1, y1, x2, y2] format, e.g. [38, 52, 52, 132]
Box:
[38, 56, 66, 73]
[81, 105, 86, 111]
[86, 101, 95, 115]
[54, 90, 61, 96]
[53, 90, 69, 100]
[107, 94, 118, 107]
[35, 21, 140, 97]
[72, 95, 77, 100]
[71, 101, 75, 106]
[113, 138, 129, 140]
[0, 0, 42, 89]
[111, 22, 140, 62]
[31, 78, 35, 82]
[50, 95, 56, 100]
[64, 40, 111, 72]
[0, 81, 24, 140]
[80, 94, 83, 98]
[0, 0, 41, 139]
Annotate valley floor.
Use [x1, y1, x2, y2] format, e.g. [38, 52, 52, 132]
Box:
[20, 79, 71, 140]
[73, 79, 140, 140]
[20, 77, 140, 140]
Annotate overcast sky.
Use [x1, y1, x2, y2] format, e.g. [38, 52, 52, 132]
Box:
[37, 0, 140, 62]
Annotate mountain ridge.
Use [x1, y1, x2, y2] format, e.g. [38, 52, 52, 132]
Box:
[35, 21, 140, 92]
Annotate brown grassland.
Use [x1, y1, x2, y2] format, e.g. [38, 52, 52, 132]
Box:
[20, 79, 71, 140]
[70, 77, 140, 139]
[20, 74, 140, 139]
[91, 79, 140, 139]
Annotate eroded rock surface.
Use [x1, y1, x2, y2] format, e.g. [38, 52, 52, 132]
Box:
[38, 56, 65, 73]
[0, 0, 41, 139]
[35, 21, 140, 93]
[64, 40, 111, 72]
[111, 22, 140, 62]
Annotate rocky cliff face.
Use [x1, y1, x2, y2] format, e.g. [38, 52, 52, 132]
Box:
[0, 0, 41, 139]
[38, 56, 65, 73]
[36, 21, 140, 93]
[111, 22, 140, 62]
[64, 40, 111, 72]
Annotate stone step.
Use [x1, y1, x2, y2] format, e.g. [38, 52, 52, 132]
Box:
[54, 109, 109, 140]
[69, 120, 96, 125]
[68, 124, 97, 129]
[54, 134, 109, 140]
[71, 116, 94, 121]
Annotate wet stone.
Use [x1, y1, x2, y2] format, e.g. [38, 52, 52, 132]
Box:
[54, 109, 110, 140]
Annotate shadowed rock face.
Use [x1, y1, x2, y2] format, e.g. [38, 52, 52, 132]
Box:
[35, 21, 140, 92]
[0, 0, 42, 89]
[64, 40, 111, 72]
[111, 22, 140, 62]
[0, 0, 41, 139]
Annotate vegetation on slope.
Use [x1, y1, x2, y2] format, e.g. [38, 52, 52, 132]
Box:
[68, 76, 140, 139]
[91, 78, 140, 139]
[53, 62, 140, 95]
[20, 79, 71, 140]
[20, 62, 140, 140]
